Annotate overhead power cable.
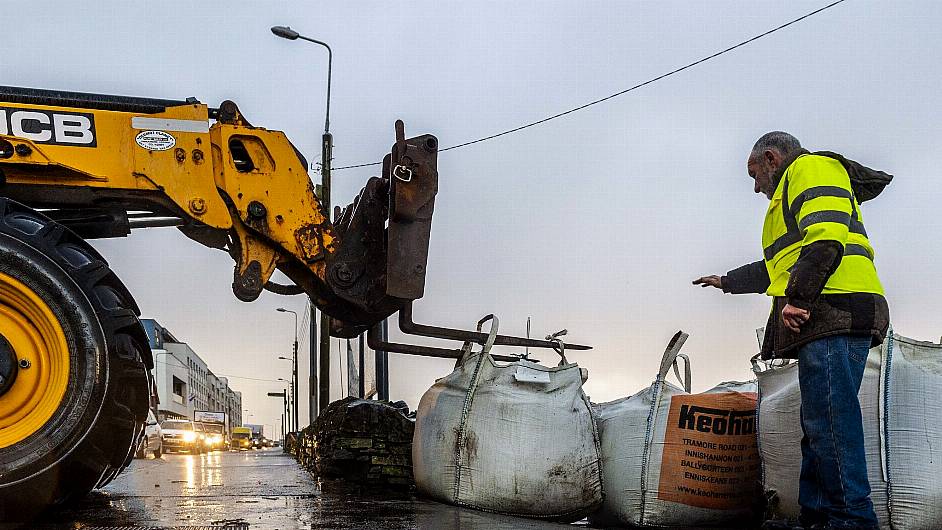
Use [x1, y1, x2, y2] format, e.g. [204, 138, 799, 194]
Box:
[332, 0, 846, 171]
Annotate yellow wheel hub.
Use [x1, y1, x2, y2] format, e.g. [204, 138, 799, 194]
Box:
[0, 272, 70, 448]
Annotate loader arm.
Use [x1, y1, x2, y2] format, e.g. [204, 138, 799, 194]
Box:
[0, 86, 434, 333]
[0, 86, 589, 352]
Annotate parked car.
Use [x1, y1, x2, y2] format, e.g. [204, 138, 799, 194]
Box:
[160, 419, 204, 454]
[231, 427, 252, 450]
[135, 409, 162, 458]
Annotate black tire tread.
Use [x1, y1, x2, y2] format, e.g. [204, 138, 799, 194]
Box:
[0, 198, 151, 510]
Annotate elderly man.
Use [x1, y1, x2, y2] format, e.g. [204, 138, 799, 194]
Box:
[694, 132, 889, 530]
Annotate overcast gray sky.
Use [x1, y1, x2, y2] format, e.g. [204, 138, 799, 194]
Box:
[5, 1, 940, 432]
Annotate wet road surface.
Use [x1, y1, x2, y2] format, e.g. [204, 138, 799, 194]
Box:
[29, 448, 580, 530]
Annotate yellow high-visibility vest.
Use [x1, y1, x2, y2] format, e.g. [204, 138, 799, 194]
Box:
[762, 154, 884, 297]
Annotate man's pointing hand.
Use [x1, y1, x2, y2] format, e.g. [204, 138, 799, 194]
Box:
[692, 275, 724, 290]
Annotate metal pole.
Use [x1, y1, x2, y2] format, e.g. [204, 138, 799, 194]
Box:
[374, 327, 383, 401]
[292, 342, 299, 432]
[358, 333, 365, 398]
[318, 133, 332, 414]
[297, 37, 331, 134]
[376, 319, 389, 401]
[269, 28, 333, 415]
[285, 387, 291, 432]
[284, 390, 288, 433]
[276, 308, 300, 430]
[309, 301, 318, 424]
[382, 319, 389, 400]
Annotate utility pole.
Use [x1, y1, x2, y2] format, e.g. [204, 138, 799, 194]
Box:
[276, 308, 299, 431]
[292, 342, 299, 430]
[271, 25, 334, 417]
[309, 303, 318, 424]
[284, 388, 291, 432]
[318, 133, 332, 414]
[284, 388, 289, 433]
[358, 334, 365, 398]
[268, 390, 288, 439]
[376, 319, 389, 400]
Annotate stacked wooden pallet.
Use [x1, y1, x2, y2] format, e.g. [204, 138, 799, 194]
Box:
[298, 397, 415, 491]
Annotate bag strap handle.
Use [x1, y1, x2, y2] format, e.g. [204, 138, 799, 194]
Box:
[672, 353, 691, 393]
[454, 314, 499, 501]
[545, 329, 569, 366]
[657, 331, 691, 392]
[457, 314, 500, 364]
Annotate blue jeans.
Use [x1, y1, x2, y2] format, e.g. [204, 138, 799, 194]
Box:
[797, 335, 879, 529]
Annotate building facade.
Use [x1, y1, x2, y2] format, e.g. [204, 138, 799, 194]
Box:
[143, 319, 242, 430]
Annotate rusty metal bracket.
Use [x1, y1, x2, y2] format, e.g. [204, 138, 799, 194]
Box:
[366, 323, 527, 363]
[385, 120, 438, 300]
[398, 301, 591, 352]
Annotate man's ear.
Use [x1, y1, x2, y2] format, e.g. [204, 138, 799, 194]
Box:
[765, 150, 776, 165]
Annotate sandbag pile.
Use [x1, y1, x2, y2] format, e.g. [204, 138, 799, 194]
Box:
[413, 319, 941, 528]
[754, 329, 942, 529]
[412, 315, 603, 521]
[589, 331, 763, 528]
[302, 397, 415, 490]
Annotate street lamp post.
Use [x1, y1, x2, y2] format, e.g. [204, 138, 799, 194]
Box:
[266, 391, 288, 440]
[276, 308, 299, 430]
[277, 368, 296, 432]
[271, 25, 333, 416]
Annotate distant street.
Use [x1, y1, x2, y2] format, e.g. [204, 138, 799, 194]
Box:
[30, 448, 576, 530]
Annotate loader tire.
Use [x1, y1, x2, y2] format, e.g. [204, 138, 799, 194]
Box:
[0, 199, 151, 522]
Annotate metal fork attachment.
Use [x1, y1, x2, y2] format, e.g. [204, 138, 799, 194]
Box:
[366, 301, 592, 363]
[344, 120, 592, 363]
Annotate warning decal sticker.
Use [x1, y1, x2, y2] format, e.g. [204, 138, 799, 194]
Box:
[657, 392, 760, 510]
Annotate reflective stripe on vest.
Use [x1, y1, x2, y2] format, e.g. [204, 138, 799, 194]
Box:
[761, 154, 883, 297]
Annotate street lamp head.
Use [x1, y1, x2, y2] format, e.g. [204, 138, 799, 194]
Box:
[276, 307, 287, 313]
[277, 356, 290, 360]
[271, 26, 300, 40]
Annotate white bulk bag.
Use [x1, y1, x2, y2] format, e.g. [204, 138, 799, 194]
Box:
[753, 344, 886, 524]
[754, 330, 942, 529]
[589, 331, 762, 528]
[412, 315, 602, 521]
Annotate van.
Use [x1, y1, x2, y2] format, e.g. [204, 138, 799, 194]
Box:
[231, 427, 252, 450]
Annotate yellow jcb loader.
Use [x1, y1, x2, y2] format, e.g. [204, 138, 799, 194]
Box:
[0, 86, 586, 518]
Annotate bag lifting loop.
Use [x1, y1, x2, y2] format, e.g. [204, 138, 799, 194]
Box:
[457, 314, 500, 365]
[657, 331, 691, 393]
[545, 329, 569, 366]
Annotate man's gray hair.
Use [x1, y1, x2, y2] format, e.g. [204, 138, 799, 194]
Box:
[751, 131, 802, 159]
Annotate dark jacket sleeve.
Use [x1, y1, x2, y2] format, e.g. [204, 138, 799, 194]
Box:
[784, 240, 843, 310]
[722, 260, 770, 294]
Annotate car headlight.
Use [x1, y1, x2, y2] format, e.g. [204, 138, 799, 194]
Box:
[183, 431, 196, 442]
